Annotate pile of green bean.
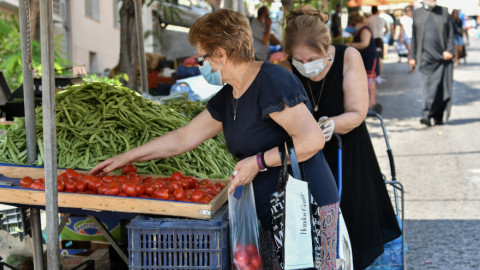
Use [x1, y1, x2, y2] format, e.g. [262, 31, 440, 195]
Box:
[0, 82, 236, 179]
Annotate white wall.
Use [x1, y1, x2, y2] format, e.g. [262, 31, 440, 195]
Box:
[69, 0, 120, 74]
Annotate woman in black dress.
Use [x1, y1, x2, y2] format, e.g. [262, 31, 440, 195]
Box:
[91, 8, 339, 270]
[280, 6, 402, 270]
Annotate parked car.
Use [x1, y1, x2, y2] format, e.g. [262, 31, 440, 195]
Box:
[154, 0, 212, 28]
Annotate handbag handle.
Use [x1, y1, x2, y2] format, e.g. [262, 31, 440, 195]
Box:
[286, 139, 302, 180]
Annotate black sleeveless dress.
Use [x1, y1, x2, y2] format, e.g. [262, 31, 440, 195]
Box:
[290, 45, 402, 269]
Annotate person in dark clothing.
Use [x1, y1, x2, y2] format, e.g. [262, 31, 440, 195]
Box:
[280, 5, 402, 270]
[346, 11, 381, 113]
[451, 9, 465, 66]
[91, 8, 339, 270]
[409, 0, 454, 126]
[331, 4, 342, 38]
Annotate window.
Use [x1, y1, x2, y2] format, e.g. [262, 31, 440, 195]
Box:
[89, 52, 98, 74]
[113, 0, 122, 28]
[85, 0, 100, 20]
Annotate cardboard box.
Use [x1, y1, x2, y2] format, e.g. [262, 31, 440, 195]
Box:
[60, 215, 121, 242]
[61, 248, 109, 270]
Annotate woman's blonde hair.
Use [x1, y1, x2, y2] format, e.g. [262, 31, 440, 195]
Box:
[284, 5, 331, 57]
[348, 11, 365, 25]
[189, 9, 254, 64]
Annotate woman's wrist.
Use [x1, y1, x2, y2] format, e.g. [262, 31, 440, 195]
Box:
[256, 152, 268, 172]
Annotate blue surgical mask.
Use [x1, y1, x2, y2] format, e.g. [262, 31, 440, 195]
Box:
[199, 60, 224, 86]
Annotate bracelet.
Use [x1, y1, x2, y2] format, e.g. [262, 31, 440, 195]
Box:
[256, 153, 267, 172]
[261, 152, 269, 169]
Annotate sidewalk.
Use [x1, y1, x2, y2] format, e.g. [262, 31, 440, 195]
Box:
[366, 35, 480, 269]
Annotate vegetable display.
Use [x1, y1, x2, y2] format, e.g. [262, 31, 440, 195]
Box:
[0, 82, 236, 179]
[19, 166, 226, 203]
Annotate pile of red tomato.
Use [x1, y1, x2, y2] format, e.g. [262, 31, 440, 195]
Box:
[233, 243, 263, 270]
[19, 165, 226, 204]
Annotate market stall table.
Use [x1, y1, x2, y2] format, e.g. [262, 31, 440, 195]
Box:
[0, 163, 229, 267]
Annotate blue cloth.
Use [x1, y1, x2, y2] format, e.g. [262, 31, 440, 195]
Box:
[206, 62, 339, 230]
[454, 34, 465, 45]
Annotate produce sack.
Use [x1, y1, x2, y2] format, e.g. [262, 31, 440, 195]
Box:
[270, 140, 322, 269]
[228, 183, 263, 270]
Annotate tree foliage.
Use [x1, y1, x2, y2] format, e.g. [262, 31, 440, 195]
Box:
[0, 12, 69, 91]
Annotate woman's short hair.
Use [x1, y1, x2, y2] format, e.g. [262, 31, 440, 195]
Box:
[189, 9, 254, 64]
[348, 11, 365, 25]
[284, 5, 331, 57]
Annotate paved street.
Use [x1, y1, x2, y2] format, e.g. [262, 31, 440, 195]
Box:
[367, 33, 480, 269]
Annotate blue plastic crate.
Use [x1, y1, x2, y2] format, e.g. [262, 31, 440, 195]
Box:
[127, 205, 229, 270]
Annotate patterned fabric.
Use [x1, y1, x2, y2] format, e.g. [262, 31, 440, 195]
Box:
[259, 201, 339, 270]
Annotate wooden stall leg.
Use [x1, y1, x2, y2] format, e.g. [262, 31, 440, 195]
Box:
[30, 208, 44, 270]
[87, 216, 128, 265]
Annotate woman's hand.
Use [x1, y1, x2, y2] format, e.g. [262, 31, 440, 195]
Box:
[228, 155, 260, 194]
[89, 152, 132, 175]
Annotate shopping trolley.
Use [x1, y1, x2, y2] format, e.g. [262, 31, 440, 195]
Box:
[365, 110, 406, 270]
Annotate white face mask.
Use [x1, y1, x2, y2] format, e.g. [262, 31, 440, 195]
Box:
[292, 57, 328, 78]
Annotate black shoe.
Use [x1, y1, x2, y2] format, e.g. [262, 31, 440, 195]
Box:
[420, 118, 431, 126]
[434, 119, 444, 125]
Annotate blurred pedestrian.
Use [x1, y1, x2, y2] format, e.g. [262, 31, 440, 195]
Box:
[366, 6, 388, 82]
[251, 6, 280, 61]
[400, 6, 413, 57]
[379, 9, 394, 59]
[331, 3, 342, 38]
[409, 0, 454, 126]
[280, 5, 402, 269]
[451, 9, 465, 66]
[347, 11, 381, 112]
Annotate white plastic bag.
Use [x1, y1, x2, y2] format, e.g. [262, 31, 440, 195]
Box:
[228, 183, 263, 270]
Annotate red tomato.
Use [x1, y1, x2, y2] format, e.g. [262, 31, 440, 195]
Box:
[139, 195, 151, 198]
[198, 179, 211, 186]
[171, 171, 185, 181]
[245, 244, 258, 256]
[30, 182, 45, 190]
[170, 181, 182, 190]
[153, 180, 166, 189]
[179, 179, 190, 189]
[20, 176, 33, 188]
[65, 168, 75, 175]
[75, 180, 87, 192]
[215, 182, 226, 190]
[102, 175, 115, 183]
[116, 175, 129, 183]
[234, 250, 250, 268]
[64, 180, 77, 193]
[191, 190, 205, 202]
[121, 164, 137, 175]
[34, 178, 44, 184]
[97, 185, 109, 195]
[143, 183, 155, 195]
[185, 176, 197, 188]
[57, 180, 65, 192]
[84, 190, 95, 194]
[127, 172, 138, 179]
[135, 184, 145, 196]
[198, 196, 212, 204]
[243, 264, 256, 270]
[144, 177, 155, 184]
[70, 172, 83, 180]
[185, 189, 195, 199]
[249, 254, 263, 269]
[83, 174, 96, 183]
[105, 186, 120, 195]
[118, 192, 127, 197]
[154, 189, 169, 200]
[58, 172, 69, 181]
[173, 188, 186, 200]
[122, 182, 137, 197]
[88, 179, 101, 193]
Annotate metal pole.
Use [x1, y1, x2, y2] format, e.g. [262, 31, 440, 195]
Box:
[40, 0, 60, 268]
[30, 208, 44, 270]
[134, 0, 148, 94]
[19, 0, 37, 165]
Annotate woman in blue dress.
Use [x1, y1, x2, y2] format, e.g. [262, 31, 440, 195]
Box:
[90, 9, 339, 270]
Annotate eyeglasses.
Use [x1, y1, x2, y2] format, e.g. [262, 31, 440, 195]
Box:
[194, 53, 210, 66]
